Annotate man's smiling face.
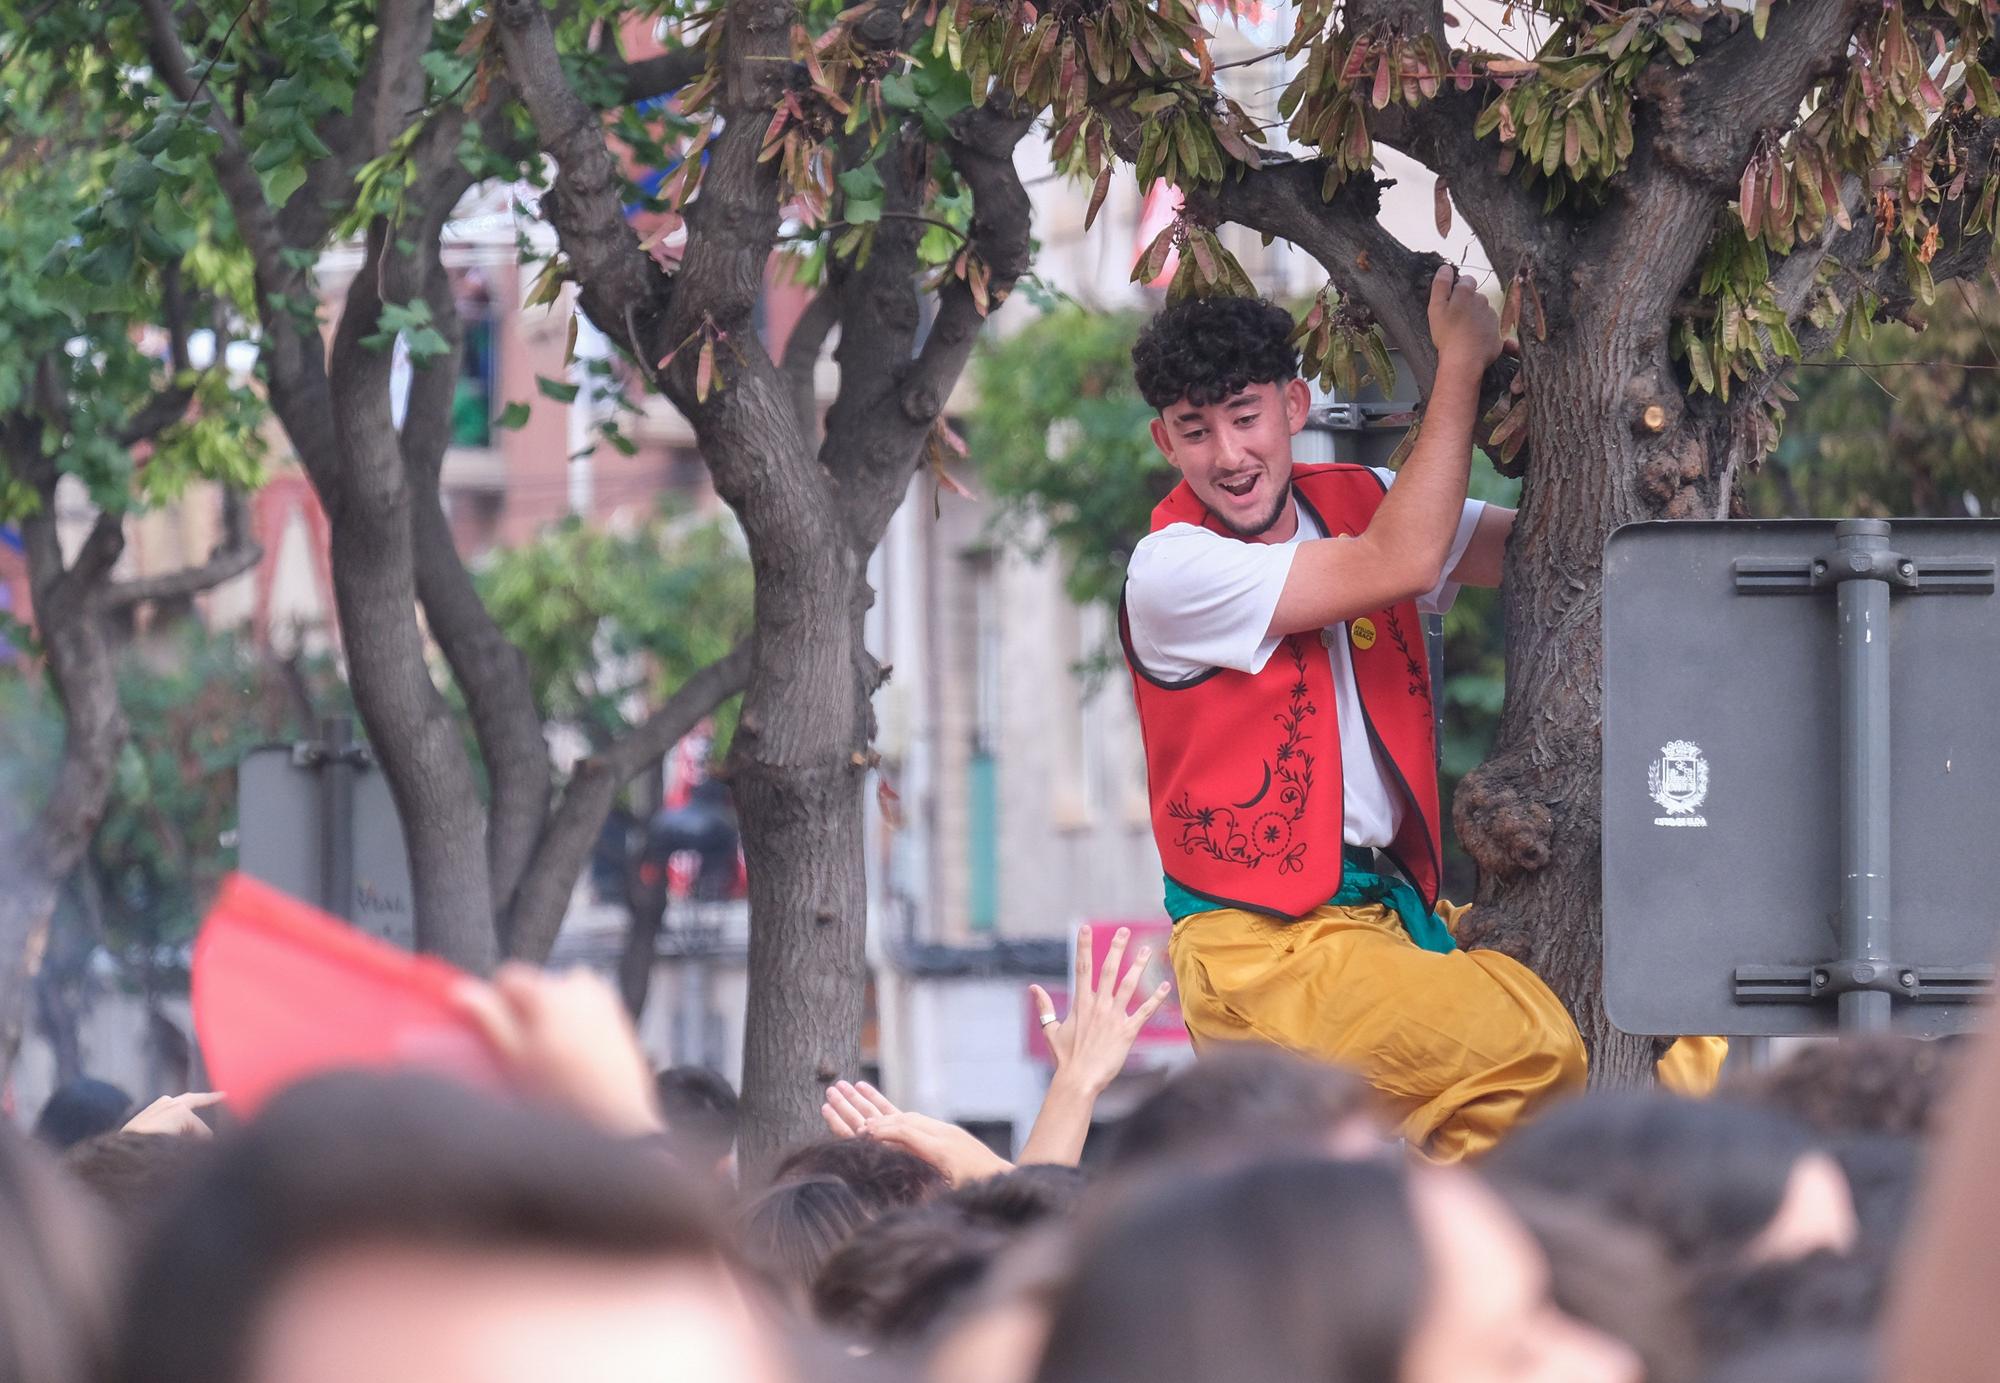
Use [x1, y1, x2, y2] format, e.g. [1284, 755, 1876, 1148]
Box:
[1149, 376, 1312, 542]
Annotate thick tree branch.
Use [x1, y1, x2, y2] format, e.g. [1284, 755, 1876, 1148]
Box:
[401, 245, 553, 915]
[502, 642, 752, 963]
[615, 47, 710, 104]
[494, 0, 820, 539]
[893, 103, 1035, 438]
[782, 288, 842, 437]
[103, 492, 262, 611]
[821, 125, 930, 483]
[1582, 0, 1870, 323]
[1202, 156, 1450, 388]
[493, 0, 677, 345]
[68, 513, 126, 590]
[117, 383, 197, 449]
[1341, 0, 1554, 279]
[1645, 2, 1869, 193]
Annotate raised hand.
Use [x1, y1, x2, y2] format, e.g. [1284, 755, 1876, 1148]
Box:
[1426, 263, 1502, 371]
[1019, 925, 1174, 1167]
[121, 1091, 226, 1137]
[863, 1112, 1014, 1187]
[1029, 925, 1174, 1098]
[820, 1079, 900, 1138]
[452, 963, 665, 1138]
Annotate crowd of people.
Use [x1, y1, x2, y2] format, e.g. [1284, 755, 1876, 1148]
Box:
[3, 922, 1993, 1383]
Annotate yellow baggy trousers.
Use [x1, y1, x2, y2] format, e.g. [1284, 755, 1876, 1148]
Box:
[1168, 899, 1725, 1162]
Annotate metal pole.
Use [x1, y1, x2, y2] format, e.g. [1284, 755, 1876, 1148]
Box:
[1833, 520, 1894, 1031]
[319, 716, 357, 924]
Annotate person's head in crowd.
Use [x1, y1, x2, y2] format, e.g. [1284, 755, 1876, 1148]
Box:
[1112, 1039, 1376, 1175]
[1131, 295, 1311, 540]
[0, 1125, 115, 1383]
[33, 1077, 135, 1150]
[1105, 1043, 1378, 1175]
[739, 1175, 873, 1312]
[1725, 1034, 1954, 1138]
[773, 1135, 949, 1215]
[656, 1066, 739, 1181]
[1034, 1156, 1640, 1383]
[59, 1131, 214, 1249]
[928, 1230, 1073, 1383]
[1688, 1249, 1887, 1365]
[812, 1205, 1011, 1348]
[1483, 1092, 1858, 1270]
[1502, 1188, 1700, 1383]
[942, 1165, 1085, 1232]
[111, 1073, 793, 1383]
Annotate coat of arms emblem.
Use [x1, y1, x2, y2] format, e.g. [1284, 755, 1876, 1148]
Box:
[1647, 740, 1710, 816]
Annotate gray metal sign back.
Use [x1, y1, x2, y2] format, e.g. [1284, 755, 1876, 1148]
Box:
[237, 720, 415, 948]
[1603, 519, 2000, 1037]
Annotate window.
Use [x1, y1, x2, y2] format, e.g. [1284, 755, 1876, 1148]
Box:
[451, 271, 498, 449]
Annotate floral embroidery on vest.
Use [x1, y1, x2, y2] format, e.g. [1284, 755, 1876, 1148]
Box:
[1163, 640, 1316, 876]
[1382, 608, 1428, 702]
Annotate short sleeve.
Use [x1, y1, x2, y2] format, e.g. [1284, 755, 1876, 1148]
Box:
[1370, 467, 1486, 615]
[1125, 523, 1298, 679]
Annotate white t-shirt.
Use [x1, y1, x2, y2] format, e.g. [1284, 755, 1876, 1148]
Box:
[1125, 468, 1486, 849]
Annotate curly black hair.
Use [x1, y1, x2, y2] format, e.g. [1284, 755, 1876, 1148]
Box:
[1131, 295, 1299, 412]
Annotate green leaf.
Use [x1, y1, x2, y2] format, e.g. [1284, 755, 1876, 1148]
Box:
[496, 401, 532, 430]
[262, 161, 308, 208]
[537, 376, 581, 403]
[837, 162, 885, 201]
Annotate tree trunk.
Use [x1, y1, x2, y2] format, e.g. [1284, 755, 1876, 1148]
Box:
[732, 549, 873, 1177]
[1453, 321, 1717, 1086]
[403, 255, 552, 914]
[307, 231, 499, 972]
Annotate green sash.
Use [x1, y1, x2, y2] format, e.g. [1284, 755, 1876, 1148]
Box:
[1164, 846, 1457, 954]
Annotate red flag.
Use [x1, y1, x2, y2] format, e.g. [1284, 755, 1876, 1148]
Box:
[192, 874, 502, 1114]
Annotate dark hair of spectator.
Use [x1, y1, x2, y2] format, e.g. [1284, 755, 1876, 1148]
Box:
[1502, 1188, 1700, 1383]
[110, 1073, 725, 1383]
[1106, 1043, 1371, 1175]
[1482, 1092, 1825, 1267]
[0, 1126, 114, 1383]
[771, 1136, 948, 1215]
[1725, 1035, 1955, 1138]
[1035, 1157, 1420, 1383]
[1131, 296, 1300, 413]
[59, 1132, 214, 1249]
[655, 1066, 740, 1165]
[1688, 1249, 1888, 1363]
[33, 1078, 136, 1151]
[738, 1174, 873, 1299]
[943, 1164, 1085, 1232]
[811, 1205, 1010, 1346]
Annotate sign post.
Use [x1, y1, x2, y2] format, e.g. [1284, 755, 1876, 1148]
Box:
[238, 719, 415, 948]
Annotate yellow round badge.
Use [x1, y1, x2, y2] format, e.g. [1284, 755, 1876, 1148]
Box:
[1350, 618, 1378, 651]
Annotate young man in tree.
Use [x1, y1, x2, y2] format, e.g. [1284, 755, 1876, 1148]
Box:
[1120, 269, 1722, 1161]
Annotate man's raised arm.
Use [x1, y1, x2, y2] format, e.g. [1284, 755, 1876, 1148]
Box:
[1268, 266, 1502, 638]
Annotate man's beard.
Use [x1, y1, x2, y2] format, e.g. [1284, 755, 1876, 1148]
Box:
[1211, 482, 1291, 539]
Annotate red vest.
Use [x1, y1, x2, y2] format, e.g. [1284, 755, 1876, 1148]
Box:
[1120, 464, 1443, 920]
